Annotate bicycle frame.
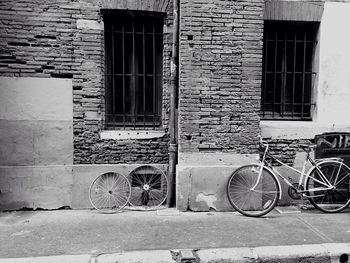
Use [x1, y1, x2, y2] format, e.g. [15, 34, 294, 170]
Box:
[252, 143, 340, 198]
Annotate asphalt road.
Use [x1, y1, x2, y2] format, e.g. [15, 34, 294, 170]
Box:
[0, 207, 350, 259]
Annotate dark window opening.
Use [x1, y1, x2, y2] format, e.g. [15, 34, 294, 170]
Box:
[261, 21, 319, 120]
[104, 11, 164, 129]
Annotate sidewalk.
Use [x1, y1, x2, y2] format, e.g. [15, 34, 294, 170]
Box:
[0, 207, 350, 262]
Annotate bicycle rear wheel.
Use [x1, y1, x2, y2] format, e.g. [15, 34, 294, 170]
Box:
[227, 164, 280, 217]
[89, 172, 131, 213]
[306, 161, 350, 213]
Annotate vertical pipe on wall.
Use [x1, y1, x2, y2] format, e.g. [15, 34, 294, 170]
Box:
[167, 0, 179, 206]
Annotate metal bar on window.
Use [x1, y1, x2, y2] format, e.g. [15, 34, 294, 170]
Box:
[273, 31, 277, 118]
[132, 21, 136, 128]
[292, 31, 296, 118]
[262, 31, 268, 118]
[302, 30, 307, 118]
[111, 24, 116, 129]
[143, 23, 146, 128]
[281, 31, 287, 118]
[122, 23, 126, 129]
[153, 22, 156, 129]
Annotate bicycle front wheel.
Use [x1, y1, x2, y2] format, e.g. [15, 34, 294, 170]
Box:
[306, 161, 350, 213]
[227, 164, 280, 217]
[89, 172, 131, 213]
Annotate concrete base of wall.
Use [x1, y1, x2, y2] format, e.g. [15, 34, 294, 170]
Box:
[0, 164, 167, 211]
[0, 152, 308, 211]
[0, 165, 73, 210]
[71, 164, 167, 209]
[176, 165, 236, 212]
[176, 153, 258, 212]
[176, 152, 307, 212]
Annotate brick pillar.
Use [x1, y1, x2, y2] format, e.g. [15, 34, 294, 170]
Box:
[179, 0, 264, 155]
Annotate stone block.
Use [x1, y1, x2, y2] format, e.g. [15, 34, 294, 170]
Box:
[0, 77, 73, 121]
[0, 120, 35, 166]
[0, 165, 73, 210]
[0, 120, 73, 166]
[176, 165, 236, 212]
[76, 19, 103, 30]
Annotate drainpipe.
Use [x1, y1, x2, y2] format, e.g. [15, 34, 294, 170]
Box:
[167, 0, 179, 207]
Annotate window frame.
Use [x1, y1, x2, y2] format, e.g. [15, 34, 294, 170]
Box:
[103, 10, 164, 130]
[260, 20, 319, 121]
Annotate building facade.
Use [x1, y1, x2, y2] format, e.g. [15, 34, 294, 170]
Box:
[1, 0, 350, 211]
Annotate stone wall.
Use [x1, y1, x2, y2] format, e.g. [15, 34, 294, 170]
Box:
[179, 0, 264, 154]
[0, 0, 173, 165]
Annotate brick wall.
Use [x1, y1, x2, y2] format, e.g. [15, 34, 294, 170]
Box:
[179, 0, 264, 154]
[0, 0, 173, 164]
[264, 139, 314, 166]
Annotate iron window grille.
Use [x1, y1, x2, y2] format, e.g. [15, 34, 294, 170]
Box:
[104, 11, 164, 129]
[261, 21, 319, 120]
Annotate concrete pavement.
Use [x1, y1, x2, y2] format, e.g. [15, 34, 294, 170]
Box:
[0, 207, 350, 262]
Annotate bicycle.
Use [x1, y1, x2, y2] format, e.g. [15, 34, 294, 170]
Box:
[89, 165, 169, 213]
[227, 137, 350, 217]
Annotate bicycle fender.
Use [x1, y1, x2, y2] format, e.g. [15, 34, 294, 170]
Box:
[251, 163, 282, 200]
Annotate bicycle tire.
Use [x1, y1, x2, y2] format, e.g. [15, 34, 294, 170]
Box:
[227, 164, 280, 217]
[89, 172, 131, 213]
[306, 160, 350, 213]
[128, 165, 168, 210]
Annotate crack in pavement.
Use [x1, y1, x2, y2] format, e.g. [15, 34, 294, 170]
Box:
[297, 216, 334, 243]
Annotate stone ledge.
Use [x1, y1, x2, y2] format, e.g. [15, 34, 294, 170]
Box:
[100, 130, 166, 140]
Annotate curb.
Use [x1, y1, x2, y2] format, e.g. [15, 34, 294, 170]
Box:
[0, 255, 91, 263]
[0, 243, 349, 263]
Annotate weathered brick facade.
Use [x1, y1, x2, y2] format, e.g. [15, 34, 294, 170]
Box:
[0, 0, 173, 164]
[179, 0, 264, 154]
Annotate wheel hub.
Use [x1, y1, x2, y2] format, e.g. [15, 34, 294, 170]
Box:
[143, 184, 150, 191]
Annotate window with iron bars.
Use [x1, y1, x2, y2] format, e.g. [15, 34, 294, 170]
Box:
[104, 11, 164, 129]
[261, 21, 319, 120]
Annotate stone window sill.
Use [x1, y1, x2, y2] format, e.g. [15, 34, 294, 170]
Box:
[100, 130, 166, 140]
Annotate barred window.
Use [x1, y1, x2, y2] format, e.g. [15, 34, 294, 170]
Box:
[261, 21, 319, 120]
[104, 11, 164, 129]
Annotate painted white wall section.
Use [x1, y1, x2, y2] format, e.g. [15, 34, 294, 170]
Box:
[0, 77, 73, 121]
[262, 2, 350, 139]
[317, 2, 350, 124]
[261, 121, 350, 140]
[0, 77, 73, 166]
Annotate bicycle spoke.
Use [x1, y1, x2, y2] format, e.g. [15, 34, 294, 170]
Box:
[335, 173, 350, 187]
